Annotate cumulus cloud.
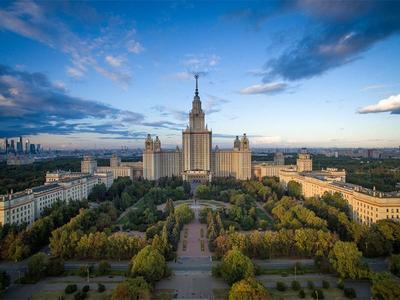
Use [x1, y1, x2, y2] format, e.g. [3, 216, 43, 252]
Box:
[105, 55, 123, 67]
[182, 54, 220, 73]
[127, 40, 144, 54]
[239, 82, 287, 95]
[0, 64, 151, 137]
[232, 1, 400, 81]
[358, 94, 400, 114]
[0, 1, 142, 86]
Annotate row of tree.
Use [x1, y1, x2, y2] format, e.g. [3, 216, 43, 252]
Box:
[270, 196, 328, 230]
[0, 200, 87, 261]
[49, 202, 119, 259]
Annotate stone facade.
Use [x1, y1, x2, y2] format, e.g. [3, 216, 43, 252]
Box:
[0, 173, 105, 225]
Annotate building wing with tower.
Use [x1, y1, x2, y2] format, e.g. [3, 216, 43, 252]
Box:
[143, 76, 251, 182]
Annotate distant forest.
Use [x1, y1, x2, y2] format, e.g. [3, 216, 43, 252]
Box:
[0, 156, 141, 194]
[1, 154, 399, 195]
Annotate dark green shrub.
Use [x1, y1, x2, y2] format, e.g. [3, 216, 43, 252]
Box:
[276, 281, 287, 291]
[211, 265, 221, 277]
[322, 280, 330, 289]
[307, 280, 315, 290]
[97, 283, 106, 293]
[98, 260, 111, 275]
[291, 280, 301, 291]
[65, 284, 77, 294]
[344, 287, 357, 299]
[82, 285, 90, 293]
[337, 279, 344, 290]
[299, 289, 306, 298]
[281, 271, 288, 277]
[312, 289, 324, 299]
[46, 258, 64, 276]
[78, 266, 88, 277]
[73, 291, 86, 300]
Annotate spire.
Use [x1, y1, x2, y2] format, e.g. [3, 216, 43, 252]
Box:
[194, 73, 199, 97]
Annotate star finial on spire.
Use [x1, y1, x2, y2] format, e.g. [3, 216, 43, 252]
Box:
[194, 73, 199, 96]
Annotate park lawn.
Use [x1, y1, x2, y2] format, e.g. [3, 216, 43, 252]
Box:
[213, 288, 229, 300]
[151, 289, 176, 300]
[258, 266, 318, 275]
[31, 289, 112, 300]
[255, 207, 273, 224]
[269, 287, 346, 300]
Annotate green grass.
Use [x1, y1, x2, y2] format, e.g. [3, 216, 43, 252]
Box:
[151, 289, 176, 300]
[255, 207, 273, 224]
[213, 289, 229, 300]
[268, 287, 345, 300]
[31, 289, 113, 300]
[258, 266, 318, 275]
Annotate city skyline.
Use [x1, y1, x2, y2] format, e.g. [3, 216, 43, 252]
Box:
[1, 1, 400, 149]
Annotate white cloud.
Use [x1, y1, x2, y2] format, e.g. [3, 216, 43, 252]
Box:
[360, 84, 389, 91]
[182, 54, 220, 72]
[127, 40, 144, 54]
[164, 71, 193, 81]
[239, 82, 287, 95]
[105, 55, 123, 67]
[0, 2, 136, 86]
[67, 66, 84, 78]
[358, 94, 400, 114]
[54, 80, 67, 91]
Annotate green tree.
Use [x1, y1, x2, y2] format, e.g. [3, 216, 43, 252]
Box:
[98, 260, 111, 275]
[88, 183, 107, 202]
[111, 277, 151, 300]
[220, 249, 254, 285]
[27, 252, 49, 280]
[229, 277, 270, 300]
[328, 241, 369, 279]
[165, 199, 175, 216]
[287, 181, 302, 198]
[196, 184, 212, 199]
[371, 272, 400, 300]
[175, 204, 194, 224]
[389, 254, 400, 277]
[0, 270, 10, 291]
[130, 245, 166, 283]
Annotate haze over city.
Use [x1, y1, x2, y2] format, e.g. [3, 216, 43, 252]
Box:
[0, 0, 399, 149]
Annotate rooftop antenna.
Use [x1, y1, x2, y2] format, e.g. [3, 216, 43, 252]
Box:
[194, 73, 199, 96]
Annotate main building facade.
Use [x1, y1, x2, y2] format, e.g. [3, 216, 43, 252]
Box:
[143, 76, 251, 182]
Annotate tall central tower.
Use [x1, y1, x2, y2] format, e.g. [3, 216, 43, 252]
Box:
[182, 75, 212, 182]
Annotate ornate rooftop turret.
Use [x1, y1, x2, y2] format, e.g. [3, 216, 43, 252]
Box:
[154, 136, 161, 152]
[145, 134, 153, 151]
[234, 136, 240, 150]
[189, 74, 206, 131]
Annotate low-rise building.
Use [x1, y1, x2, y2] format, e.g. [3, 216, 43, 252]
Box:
[94, 154, 143, 180]
[0, 172, 111, 226]
[279, 167, 400, 225]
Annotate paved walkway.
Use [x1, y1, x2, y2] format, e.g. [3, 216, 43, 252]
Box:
[177, 202, 211, 257]
[156, 271, 228, 299]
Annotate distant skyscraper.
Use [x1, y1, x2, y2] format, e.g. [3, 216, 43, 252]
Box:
[19, 136, 23, 153]
[36, 144, 41, 153]
[16, 141, 22, 153]
[29, 143, 36, 154]
[25, 139, 30, 154]
[2, 138, 8, 153]
[10, 140, 15, 153]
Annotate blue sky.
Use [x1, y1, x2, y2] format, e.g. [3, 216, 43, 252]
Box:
[0, 1, 399, 149]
